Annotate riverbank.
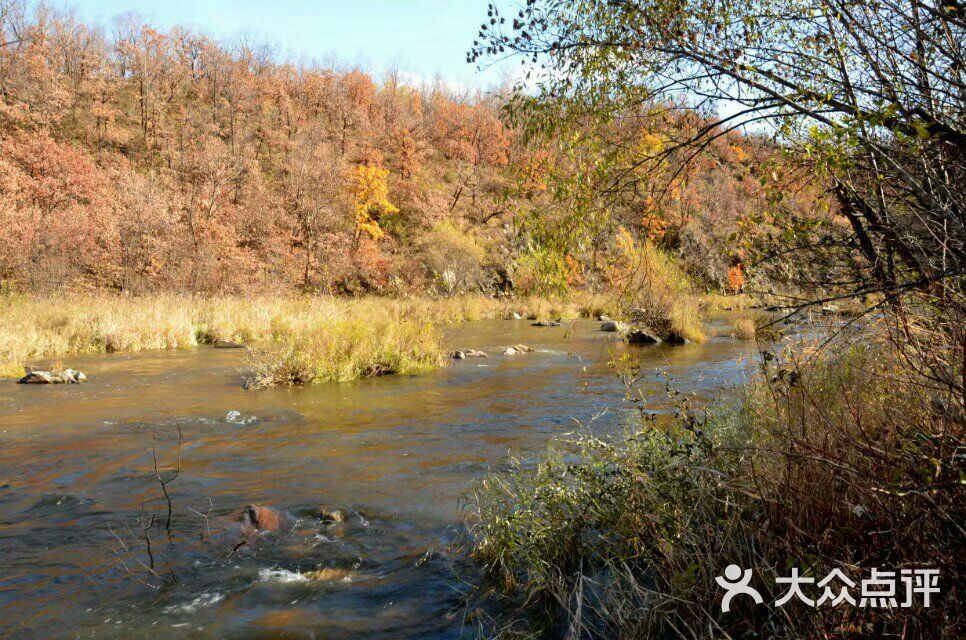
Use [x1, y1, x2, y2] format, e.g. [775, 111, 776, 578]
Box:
[0, 291, 714, 383]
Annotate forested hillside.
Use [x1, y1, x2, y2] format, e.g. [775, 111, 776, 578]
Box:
[0, 1, 816, 296]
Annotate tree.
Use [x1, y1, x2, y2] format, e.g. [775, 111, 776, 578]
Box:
[473, 0, 964, 390]
[351, 163, 398, 241]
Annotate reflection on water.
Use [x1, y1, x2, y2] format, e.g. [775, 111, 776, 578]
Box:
[0, 317, 756, 639]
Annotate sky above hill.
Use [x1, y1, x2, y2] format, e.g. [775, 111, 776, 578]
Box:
[55, 0, 511, 90]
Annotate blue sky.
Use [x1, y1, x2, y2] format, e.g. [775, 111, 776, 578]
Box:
[55, 0, 510, 89]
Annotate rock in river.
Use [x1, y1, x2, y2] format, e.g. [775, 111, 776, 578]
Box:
[317, 507, 348, 524]
[233, 504, 287, 533]
[600, 320, 626, 332]
[452, 349, 488, 359]
[531, 320, 562, 327]
[624, 328, 662, 345]
[503, 344, 533, 355]
[18, 368, 87, 384]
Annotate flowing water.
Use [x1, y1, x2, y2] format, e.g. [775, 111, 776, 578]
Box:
[0, 317, 757, 639]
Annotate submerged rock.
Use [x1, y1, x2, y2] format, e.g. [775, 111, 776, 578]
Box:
[233, 504, 287, 533]
[464, 349, 488, 358]
[531, 320, 562, 327]
[316, 507, 347, 524]
[214, 340, 245, 349]
[17, 368, 87, 384]
[624, 328, 662, 345]
[302, 568, 352, 582]
[600, 320, 626, 332]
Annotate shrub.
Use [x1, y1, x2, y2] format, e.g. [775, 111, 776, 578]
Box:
[733, 316, 756, 340]
[606, 229, 706, 342]
[468, 339, 964, 638]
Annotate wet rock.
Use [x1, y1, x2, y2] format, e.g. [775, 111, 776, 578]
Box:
[63, 369, 87, 382]
[214, 340, 245, 349]
[503, 344, 533, 355]
[624, 328, 662, 345]
[233, 504, 287, 533]
[452, 350, 466, 360]
[464, 349, 488, 358]
[17, 369, 87, 384]
[303, 568, 352, 582]
[600, 320, 626, 332]
[598, 315, 613, 322]
[665, 331, 691, 345]
[316, 507, 347, 524]
[19, 371, 54, 384]
[531, 320, 562, 327]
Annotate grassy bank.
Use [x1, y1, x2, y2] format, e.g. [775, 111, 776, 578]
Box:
[0, 287, 709, 383]
[468, 334, 964, 638]
[0, 295, 506, 381]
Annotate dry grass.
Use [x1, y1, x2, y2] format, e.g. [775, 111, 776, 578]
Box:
[733, 316, 757, 340]
[0, 294, 505, 380]
[0, 289, 718, 383]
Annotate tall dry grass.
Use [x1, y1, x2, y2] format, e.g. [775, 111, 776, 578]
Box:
[0, 294, 514, 381]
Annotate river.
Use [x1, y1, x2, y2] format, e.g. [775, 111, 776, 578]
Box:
[0, 317, 757, 639]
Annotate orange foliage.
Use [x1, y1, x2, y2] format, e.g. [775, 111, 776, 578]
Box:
[727, 264, 745, 293]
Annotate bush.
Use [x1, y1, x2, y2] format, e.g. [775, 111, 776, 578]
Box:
[606, 229, 705, 342]
[468, 339, 964, 638]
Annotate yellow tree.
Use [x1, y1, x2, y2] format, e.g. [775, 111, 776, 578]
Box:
[351, 164, 397, 241]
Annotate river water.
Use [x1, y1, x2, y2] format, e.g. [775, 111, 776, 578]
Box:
[0, 317, 757, 639]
